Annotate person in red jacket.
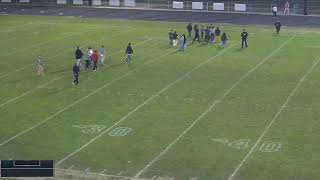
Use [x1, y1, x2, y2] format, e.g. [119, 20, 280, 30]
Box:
[91, 50, 99, 71]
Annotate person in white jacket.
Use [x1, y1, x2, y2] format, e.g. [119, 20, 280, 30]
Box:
[272, 5, 278, 17]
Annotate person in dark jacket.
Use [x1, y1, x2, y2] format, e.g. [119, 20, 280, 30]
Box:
[220, 32, 228, 48]
[180, 34, 187, 51]
[275, 20, 282, 34]
[193, 24, 200, 43]
[205, 27, 210, 44]
[73, 63, 80, 85]
[215, 27, 221, 43]
[172, 31, 178, 47]
[168, 29, 174, 45]
[241, 29, 248, 48]
[200, 25, 205, 41]
[75, 46, 83, 67]
[125, 43, 133, 64]
[187, 23, 192, 39]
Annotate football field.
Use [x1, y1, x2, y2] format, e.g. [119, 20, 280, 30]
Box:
[1, 15, 320, 180]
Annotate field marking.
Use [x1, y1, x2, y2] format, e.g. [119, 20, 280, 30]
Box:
[134, 35, 295, 178]
[99, 169, 107, 174]
[0, 35, 150, 107]
[211, 138, 282, 152]
[0, 43, 175, 147]
[56, 168, 151, 180]
[0, 72, 67, 108]
[227, 56, 320, 180]
[0, 22, 33, 33]
[55, 43, 237, 166]
[72, 125, 107, 134]
[84, 167, 90, 172]
[108, 127, 132, 136]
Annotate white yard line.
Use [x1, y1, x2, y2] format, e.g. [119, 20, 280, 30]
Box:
[134, 35, 295, 178]
[0, 43, 175, 147]
[0, 22, 33, 33]
[227, 57, 320, 180]
[56, 168, 151, 180]
[0, 37, 152, 108]
[55, 43, 237, 166]
[0, 73, 67, 108]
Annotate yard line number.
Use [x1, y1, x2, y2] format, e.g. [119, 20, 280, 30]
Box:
[211, 138, 281, 153]
[72, 125, 132, 136]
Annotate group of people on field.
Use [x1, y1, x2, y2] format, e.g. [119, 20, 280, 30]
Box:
[35, 18, 282, 85]
[71, 43, 133, 85]
[168, 23, 228, 51]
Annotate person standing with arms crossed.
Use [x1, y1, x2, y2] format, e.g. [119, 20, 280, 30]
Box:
[241, 29, 248, 48]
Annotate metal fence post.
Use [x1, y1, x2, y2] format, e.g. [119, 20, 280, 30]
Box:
[227, 2, 229, 12]
[206, 2, 208, 11]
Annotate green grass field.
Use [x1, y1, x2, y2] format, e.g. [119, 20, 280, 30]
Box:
[1, 15, 320, 180]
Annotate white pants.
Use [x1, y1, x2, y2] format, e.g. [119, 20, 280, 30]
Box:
[100, 55, 105, 64]
[173, 39, 178, 46]
[76, 59, 81, 66]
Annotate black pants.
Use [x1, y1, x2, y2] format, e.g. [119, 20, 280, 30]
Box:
[73, 74, 79, 84]
[242, 39, 248, 48]
[201, 32, 204, 41]
[272, 11, 277, 17]
[193, 34, 200, 42]
[276, 28, 280, 34]
[85, 60, 90, 68]
[188, 31, 192, 39]
[93, 61, 97, 70]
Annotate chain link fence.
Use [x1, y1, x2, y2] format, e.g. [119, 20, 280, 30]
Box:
[1, 0, 319, 15]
